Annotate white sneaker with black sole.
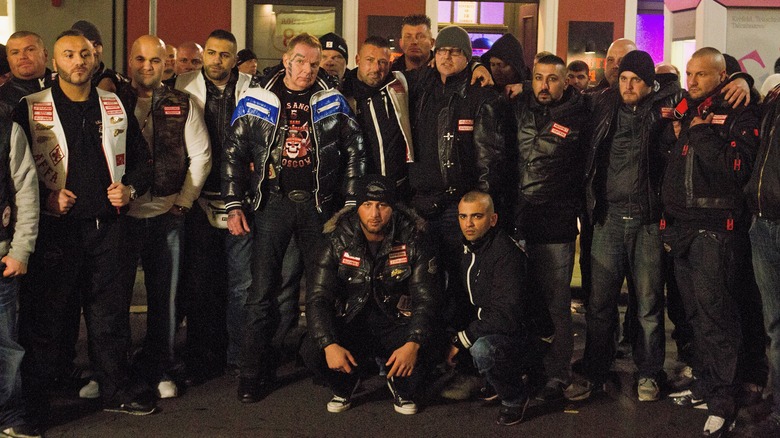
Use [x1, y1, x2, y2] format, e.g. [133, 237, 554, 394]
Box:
[327, 378, 360, 413]
[387, 377, 418, 415]
[702, 415, 735, 437]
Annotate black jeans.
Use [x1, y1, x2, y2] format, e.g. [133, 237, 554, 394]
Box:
[20, 215, 139, 418]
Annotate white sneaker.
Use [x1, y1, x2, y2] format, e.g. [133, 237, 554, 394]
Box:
[387, 378, 418, 415]
[637, 378, 659, 402]
[157, 380, 178, 399]
[702, 415, 735, 436]
[79, 380, 100, 399]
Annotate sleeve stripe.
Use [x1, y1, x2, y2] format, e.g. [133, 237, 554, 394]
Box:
[457, 331, 473, 350]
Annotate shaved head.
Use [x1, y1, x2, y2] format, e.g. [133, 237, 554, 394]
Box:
[605, 38, 637, 86]
[129, 35, 167, 95]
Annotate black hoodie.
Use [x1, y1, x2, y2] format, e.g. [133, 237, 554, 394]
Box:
[481, 33, 529, 85]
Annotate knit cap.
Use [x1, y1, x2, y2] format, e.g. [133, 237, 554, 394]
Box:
[618, 50, 655, 86]
[320, 33, 348, 59]
[435, 26, 472, 61]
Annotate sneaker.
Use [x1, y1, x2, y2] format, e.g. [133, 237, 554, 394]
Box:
[1, 425, 42, 438]
[638, 378, 660, 402]
[496, 398, 530, 426]
[440, 373, 482, 401]
[103, 401, 157, 416]
[702, 415, 735, 437]
[387, 378, 418, 415]
[79, 379, 100, 399]
[326, 379, 360, 413]
[157, 380, 178, 399]
[563, 381, 593, 401]
[536, 380, 565, 402]
[669, 389, 706, 408]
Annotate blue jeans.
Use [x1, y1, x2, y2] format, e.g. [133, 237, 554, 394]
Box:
[470, 334, 531, 407]
[0, 276, 23, 429]
[526, 242, 575, 384]
[126, 213, 184, 379]
[751, 216, 780, 417]
[240, 194, 325, 379]
[584, 213, 665, 381]
[226, 228, 253, 366]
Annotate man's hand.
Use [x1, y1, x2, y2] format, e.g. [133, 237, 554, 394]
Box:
[690, 113, 714, 128]
[446, 344, 459, 367]
[721, 77, 750, 108]
[386, 341, 420, 378]
[324, 343, 358, 374]
[672, 120, 682, 139]
[227, 209, 251, 236]
[46, 189, 77, 214]
[471, 65, 494, 87]
[504, 83, 524, 99]
[1, 256, 26, 277]
[107, 182, 131, 207]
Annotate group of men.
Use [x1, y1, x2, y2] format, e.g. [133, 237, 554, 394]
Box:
[1, 12, 780, 438]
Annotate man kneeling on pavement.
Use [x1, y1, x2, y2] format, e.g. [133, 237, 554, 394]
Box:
[448, 191, 555, 426]
[301, 175, 441, 415]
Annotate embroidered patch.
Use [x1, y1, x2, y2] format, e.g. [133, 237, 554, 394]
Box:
[660, 107, 675, 119]
[113, 129, 125, 137]
[109, 116, 124, 124]
[2, 206, 11, 228]
[49, 145, 64, 165]
[100, 97, 123, 116]
[116, 153, 125, 166]
[391, 268, 405, 278]
[341, 251, 361, 267]
[32, 102, 53, 122]
[712, 114, 727, 125]
[389, 244, 408, 265]
[164, 106, 182, 116]
[551, 123, 570, 138]
[458, 119, 474, 132]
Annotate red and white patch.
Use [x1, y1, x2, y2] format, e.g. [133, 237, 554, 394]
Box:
[164, 106, 182, 116]
[100, 97, 123, 116]
[32, 102, 53, 122]
[388, 244, 408, 265]
[341, 251, 361, 267]
[458, 119, 474, 132]
[712, 114, 728, 125]
[551, 123, 570, 138]
[115, 153, 125, 166]
[660, 107, 675, 119]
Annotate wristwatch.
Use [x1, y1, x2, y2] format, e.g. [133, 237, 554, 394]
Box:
[128, 185, 137, 201]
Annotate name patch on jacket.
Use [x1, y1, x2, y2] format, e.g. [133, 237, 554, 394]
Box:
[164, 106, 182, 116]
[551, 123, 570, 138]
[712, 114, 728, 125]
[32, 103, 53, 122]
[100, 97, 124, 116]
[660, 107, 675, 119]
[458, 119, 474, 132]
[388, 244, 408, 266]
[341, 251, 361, 267]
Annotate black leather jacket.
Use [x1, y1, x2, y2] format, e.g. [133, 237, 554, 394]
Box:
[746, 85, 780, 219]
[0, 69, 54, 119]
[585, 80, 685, 224]
[408, 67, 503, 213]
[222, 68, 365, 214]
[306, 206, 441, 350]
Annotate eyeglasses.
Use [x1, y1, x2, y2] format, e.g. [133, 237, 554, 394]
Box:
[435, 47, 464, 57]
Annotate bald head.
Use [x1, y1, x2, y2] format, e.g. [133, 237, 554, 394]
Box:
[129, 35, 167, 95]
[605, 38, 637, 86]
[655, 63, 679, 76]
[458, 191, 497, 242]
[686, 47, 727, 100]
[176, 41, 203, 74]
[163, 44, 177, 80]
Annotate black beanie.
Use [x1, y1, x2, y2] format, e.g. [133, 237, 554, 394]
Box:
[618, 50, 655, 86]
[72, 20, 103, 45]
[435, 26, 472, 61]
[236, 49, 257, 66]
[320, 33, 348, 59]
[355, 175, 397, 207]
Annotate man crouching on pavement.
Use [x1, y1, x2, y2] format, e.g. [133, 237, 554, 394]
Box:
[301, 175, 442, 415]
[450, 191, 554, 426]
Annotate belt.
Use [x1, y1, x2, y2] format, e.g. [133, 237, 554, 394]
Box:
[287, 190, 313, 203]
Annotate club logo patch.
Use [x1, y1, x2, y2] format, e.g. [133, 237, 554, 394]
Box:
[458, 119, 474, 132]
[49, 145, 64, 165]
[551, 123, 570, 138]
[164, 106, 182, 116]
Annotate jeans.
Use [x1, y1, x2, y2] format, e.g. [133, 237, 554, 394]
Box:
[750, 216, 780, 416]
[240, 194, 325, 379]
[181, 201, 252, 373]
[0, 276, 23, 429]
[672, 226, 745, 418]
[470, 334, 532, 407]
[526, 242, 575, 384]
[425, 203, 467, 328]
[125, 212, 184, 380]
[584, 212, 665, 381]
[20, 215, 138, 420]
[272, 237, 304, 348]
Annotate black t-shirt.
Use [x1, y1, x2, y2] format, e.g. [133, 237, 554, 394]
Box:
[272, 80, 315, 194]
